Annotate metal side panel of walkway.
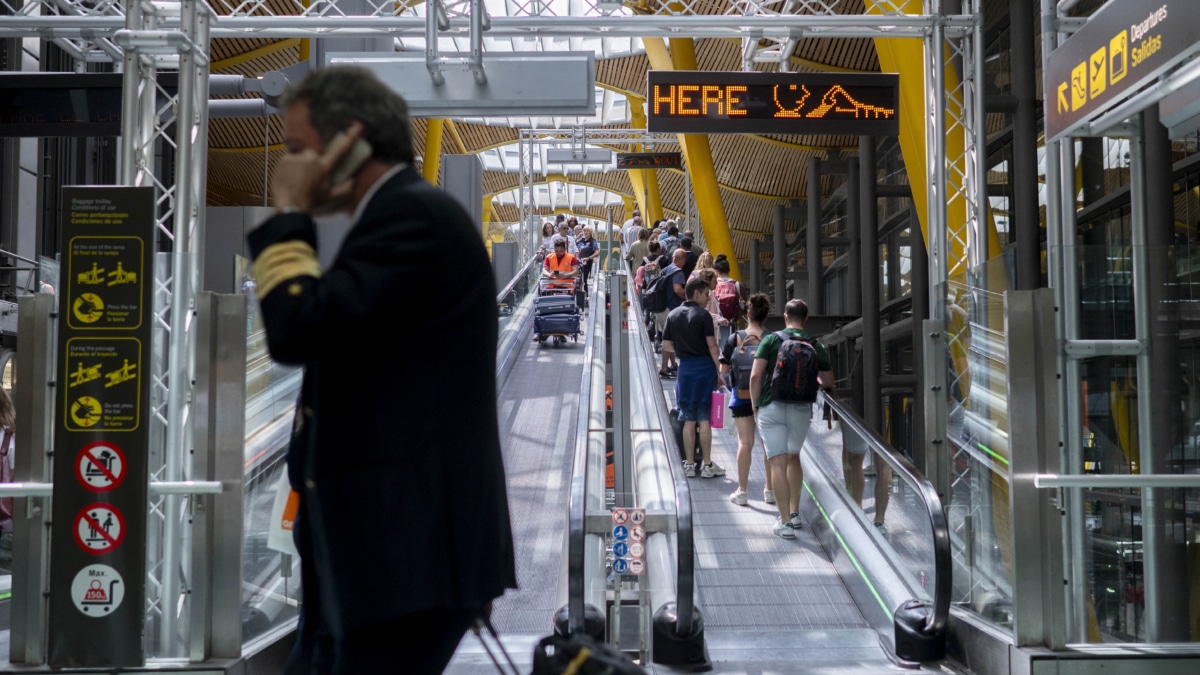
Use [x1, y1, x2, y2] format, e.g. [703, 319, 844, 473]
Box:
[445, 324, 587, 672]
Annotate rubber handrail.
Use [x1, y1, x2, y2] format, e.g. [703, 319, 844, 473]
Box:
[567, 263, 604, 633]
[495, 255, 541, 305]
[622, 262, 696, 636]
[821, 394, 951, 636]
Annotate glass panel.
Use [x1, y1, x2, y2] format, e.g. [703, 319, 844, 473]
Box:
[1063, 243, 1200, 644]
[805, 397, 937, 603]
[241, 327, 303, 646]
[497, 257, 544, 337]
[942, 251, 1016, 630]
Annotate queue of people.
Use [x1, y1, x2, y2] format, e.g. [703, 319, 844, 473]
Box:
[626, 224, 842, 541]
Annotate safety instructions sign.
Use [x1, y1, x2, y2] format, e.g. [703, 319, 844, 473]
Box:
[63, 338, 142, 431]
[71, 564, 125, 616]
[49, 186, 154, 668]
[611, 508, 646, 577]
[74, 504, 126, 554]
[75, 441, 126, 492]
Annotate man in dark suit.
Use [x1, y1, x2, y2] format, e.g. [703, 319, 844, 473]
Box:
[248, 66, 516, 674]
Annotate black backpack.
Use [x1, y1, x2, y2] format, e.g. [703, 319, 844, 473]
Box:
[730, 330, 761, 401]
[769, 330, 820, 403]
[640, 265, 675, 313]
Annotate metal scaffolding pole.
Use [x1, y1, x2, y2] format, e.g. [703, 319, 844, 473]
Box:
[846, 156, 862, 317]
[807, 156, 822, 314]
[858, 142, 881, 433]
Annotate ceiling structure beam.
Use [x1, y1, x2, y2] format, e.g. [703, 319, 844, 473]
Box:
[0, 14, 979, 40]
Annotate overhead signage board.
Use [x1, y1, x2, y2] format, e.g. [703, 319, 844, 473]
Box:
[1045, 0, 1200, 140]
[0, 73, 177, 137]
[48, 186, 154, 668]
[616, 152, 683, 169]
[326, 52, 596, 117]
[646, 71, 898, 135]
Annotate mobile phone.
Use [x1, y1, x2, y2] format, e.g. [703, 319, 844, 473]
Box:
[329, 131, 373, 185]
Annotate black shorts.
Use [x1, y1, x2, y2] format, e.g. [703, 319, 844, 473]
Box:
[730, 402, 754, 418]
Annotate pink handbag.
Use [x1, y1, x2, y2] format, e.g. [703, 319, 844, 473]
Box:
[710, 390, 726, 429]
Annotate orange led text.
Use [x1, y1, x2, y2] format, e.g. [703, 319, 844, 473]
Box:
[653, 84, 748, 116]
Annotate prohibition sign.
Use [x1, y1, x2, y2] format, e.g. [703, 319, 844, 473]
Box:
[75, 441, 127, 492]
[73, 503, 125, 555]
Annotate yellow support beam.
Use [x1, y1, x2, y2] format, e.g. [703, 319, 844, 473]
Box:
[210, 38, 299, 72]
[423, 118, 445, 184]
[644, 36, 740, 281]
[626, 95, 652, 219]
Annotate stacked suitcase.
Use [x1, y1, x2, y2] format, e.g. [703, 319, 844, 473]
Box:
[534, 292, 580, 344]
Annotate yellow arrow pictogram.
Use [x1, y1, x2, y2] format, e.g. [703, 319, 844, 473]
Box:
[1057, 82, 1069, 115]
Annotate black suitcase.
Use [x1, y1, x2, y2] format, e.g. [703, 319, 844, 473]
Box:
[536, 294, 577, 316]
[535, 314, 580, 336]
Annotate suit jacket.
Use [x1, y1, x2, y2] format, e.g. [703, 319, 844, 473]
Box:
[248, 166, 517, 629]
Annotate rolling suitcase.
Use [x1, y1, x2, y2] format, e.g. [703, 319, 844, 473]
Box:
[535, 294, 577, 316]
[535, 314, 580, 336]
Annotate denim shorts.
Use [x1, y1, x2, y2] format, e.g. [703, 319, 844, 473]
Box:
[677, 406, 711, 423]
[756, 402, 813, 459]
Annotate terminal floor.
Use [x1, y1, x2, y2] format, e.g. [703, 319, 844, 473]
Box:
[447, 328, 943, 673]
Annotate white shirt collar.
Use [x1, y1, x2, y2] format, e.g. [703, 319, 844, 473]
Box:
[350, 162, 408, 225]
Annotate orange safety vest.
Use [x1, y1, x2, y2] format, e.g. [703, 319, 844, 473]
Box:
[545, 252, 578, 274]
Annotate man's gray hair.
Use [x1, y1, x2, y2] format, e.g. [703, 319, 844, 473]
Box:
[280, 66, 414, 164]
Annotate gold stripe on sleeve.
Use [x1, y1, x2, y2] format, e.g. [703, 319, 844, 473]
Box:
[254, 240, 321, 298]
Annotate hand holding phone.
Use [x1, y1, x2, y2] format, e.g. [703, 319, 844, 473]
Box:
[329, 131, 373, 186]
[271, 123, 370, 214]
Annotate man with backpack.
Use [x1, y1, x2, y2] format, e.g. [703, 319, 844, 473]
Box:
[749, 299, 833, 539]
[641, 248, 687, 376]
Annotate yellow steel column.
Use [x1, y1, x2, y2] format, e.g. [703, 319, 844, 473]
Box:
[645, 37, 740, 280]
[423, 118, 445, 184]
[625, 96, 652, 218]
[628, 94, 664, 223]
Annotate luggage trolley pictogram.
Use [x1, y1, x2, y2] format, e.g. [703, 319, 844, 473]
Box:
[75, 441, 127, 492]
[71, 564, 125, 616]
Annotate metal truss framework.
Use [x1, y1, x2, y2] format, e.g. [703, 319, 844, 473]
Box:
[0, 0, 985, 660]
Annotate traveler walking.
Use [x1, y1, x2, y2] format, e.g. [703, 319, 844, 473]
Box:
[576, 225, 600, 294]
[678, 236, 699, 278]
[749, 299, 833, 539]
[624, 227, 652, 269]
[711, 254, 745, 345]
[662, 277, 726, 479]
[719, 294, 774, 506]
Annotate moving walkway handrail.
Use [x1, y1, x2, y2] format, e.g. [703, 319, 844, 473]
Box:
[821, 393, 951, 636]
[567, 263, 604, 633]
[623, 264, 697, 636]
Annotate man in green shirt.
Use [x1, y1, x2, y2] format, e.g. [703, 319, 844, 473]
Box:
[749, 299, 833, 539]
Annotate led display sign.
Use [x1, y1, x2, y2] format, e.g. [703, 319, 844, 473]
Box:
[616, 152, 683, 169]
[0, 73, 177, 137]
[646, 71, 899, 135]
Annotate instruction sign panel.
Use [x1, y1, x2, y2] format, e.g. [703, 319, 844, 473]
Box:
[49, 186, 154, 668]
[63, 338, 142, 431]
[612, 508, 645, 576]
[1045, 0, 1200, 139]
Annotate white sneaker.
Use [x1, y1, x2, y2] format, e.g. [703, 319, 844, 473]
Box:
[773, 519, 796, 539]
[683, 462, 696, 478]
[729, 490, 748, 506]
[700, 462, 725, 478]
[762, 489, 776, 504]
[790, 513, 803, 530]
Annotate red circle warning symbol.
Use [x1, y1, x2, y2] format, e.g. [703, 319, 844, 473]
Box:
[73, 503, 125, 555]
[74, 441, 127, 492]
[612, 508, 629, 525]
